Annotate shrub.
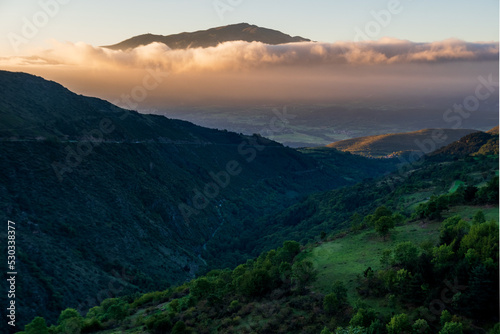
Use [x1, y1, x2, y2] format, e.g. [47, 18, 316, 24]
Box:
[145, 312, 173, 334]
[412, 319, 430, 333]
[172, 320, 189, 334]
[58, 308, 82, 324]
[386, 313, 410, 334]
[439, 322, 463, 334]
[324, 293, 341, 315]
[228, 300, 240, 312]
[24, 317, 49, 334]
[81, 318, 102, 333]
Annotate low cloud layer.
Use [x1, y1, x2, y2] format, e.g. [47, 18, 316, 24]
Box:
[2, 38, 498, 71]
[0, 39, 498, 106]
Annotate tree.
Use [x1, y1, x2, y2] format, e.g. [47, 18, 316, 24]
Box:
[228, 300, 240, 312]
[170, 299, 180, 313]
[392, 212, 406, 225]
[439, 310, 452, 326]
[191, 278, 212, 299]
[323, 282, 348, 315]
[488, 323, 500, 334]
[278, 240, 301, 263]
[412, 319, 430, 333]
[279, 261, 292, 282]
[380, 249, 393, 267]
[463, 264, 495, 318]
[349, 308, 376, 328]
[476, 176, 499, 204]
[392, 242, 419, 269]
[464, 185, 478, 202]
[332, 281, 348, 303]
[106, 300, 128, 321]
[57, 308, 84, 334]
[320, 327, 333, 334]
[424, 197, 442, 220]
[291, 260, 318, 292]
[439, 322, 463, 334]
[386, 313, 411, 334]
[58, 308, 81, 325]
[472, 210, 486, 225]
[81, 318, 102, 332]
[59, 318, 83, 334]
[172, 320, 189, 334]
[374, 206, 393, 220]
[24, 317, 49, 334]
[375, 216, 395, 241]
[324, 293, 341, 315]
[439, 216, 469, 247]
[365, 206, 393, 228]
[459, 221, 499, 263]
[335, 326, 367, 334]
[432, 244, 454, 271]
[368, 319, 385, 334]
[238, 269, 271, 296]
[394, 269, 412, 294]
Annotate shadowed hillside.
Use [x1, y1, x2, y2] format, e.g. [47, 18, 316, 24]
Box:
[0, 70, 396, 328]
[18, 135, 498, 334]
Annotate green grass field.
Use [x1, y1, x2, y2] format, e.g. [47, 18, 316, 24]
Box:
[300, 204, 498, 311]
[302, 221, 442, 300]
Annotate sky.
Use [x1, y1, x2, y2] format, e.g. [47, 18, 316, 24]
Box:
[0, 0, 498, 56]
[0, 0, 497, 116]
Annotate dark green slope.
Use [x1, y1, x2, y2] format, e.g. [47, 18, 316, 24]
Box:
[250, 142, 498, 255]
[0, 70, 396, 328]
[103, 23, 311, 50]
[19, 146, 498, 334]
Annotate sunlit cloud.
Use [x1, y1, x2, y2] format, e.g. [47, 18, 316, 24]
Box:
[1, 39, 497, 71]
[0, 39, 497, 106]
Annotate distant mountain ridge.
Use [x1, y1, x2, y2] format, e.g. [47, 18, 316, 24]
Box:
[103, 23, 311, 50]
[327, 128, 479, 157]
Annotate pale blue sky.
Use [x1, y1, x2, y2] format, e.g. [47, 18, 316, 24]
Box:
[0, 0, 498, 55]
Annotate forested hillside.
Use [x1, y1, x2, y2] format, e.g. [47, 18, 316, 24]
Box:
[0, 70, 398, 327]
[17, 120, 499, 333]
[19, 158, 498, 333]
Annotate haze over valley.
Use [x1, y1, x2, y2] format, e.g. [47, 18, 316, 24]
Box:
[1, 23, 498, 146]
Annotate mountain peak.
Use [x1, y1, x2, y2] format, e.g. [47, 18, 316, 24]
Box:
[103, 23, 311, 50]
